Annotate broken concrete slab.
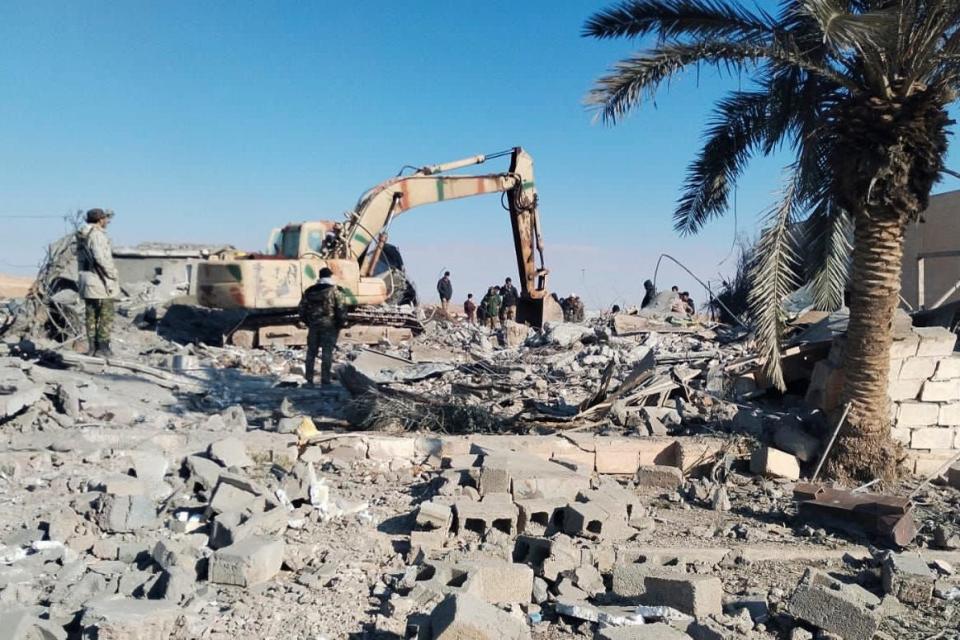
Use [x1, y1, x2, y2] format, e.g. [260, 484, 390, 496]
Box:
[882, 552, 935, 606]
[0, 384, 43, 419]
[462, 559, 534, 605]
[635, 465, 684, 490]
[786, 568, 883, 640]
[95, 494, 157, 533]
[429, 593, 530, 640]
[208, 437, 254, 468]
[209, 535, 284, 586]
[639, 573, 722, 618]
[749, 446, 800, 481]
[80, 596, 182, 640]
[416, 501, 453, 532]
[599, 623, 692, 640]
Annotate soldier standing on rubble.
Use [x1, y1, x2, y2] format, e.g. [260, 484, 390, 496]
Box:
[437, 271, 453, 317]
[481, 287, 501, 330]
[464, 293, 477, 324]
[500, 277, 519, 322]
[298, 267, 347, 386]
[77, 208, 119, 356]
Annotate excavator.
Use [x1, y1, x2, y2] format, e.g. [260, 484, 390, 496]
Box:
[196, 147, 564, 347]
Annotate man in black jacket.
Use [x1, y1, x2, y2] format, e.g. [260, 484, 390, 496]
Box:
[298, 267, 347, 386]
[500, 277, 519, 322]
[436, 271, 453, 317]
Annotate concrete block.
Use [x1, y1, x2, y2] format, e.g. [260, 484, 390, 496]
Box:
[634, 465, 683, 489]
[410, 529, 447, 554]
[915, 326, 958, 357]
[416, 502, 452, 531]
[940, 403, 960, 426]
[786, 568, 882, 640]
[80, 597, 181, 640]
[595, 439, 641, 474]
[513, 535, 579, 581]
[443, 454, 480, 469]
[888, 378, 923, 401]
[563, 502, 630, 540]
[948, 462, 960, 489]
[920, 379, 960, 402]
[463, 559, 534, 604]
[889, 333, 920, 359]
[599, 624, 692, 640]
[209, 535, 284, 586]
[516, 497, 567, 535]
[910, 449, 960, 476]
[184, 455, 222, 492]
[897, 401, 940, 427]
[430, 593, 530, 640]
[899, 356, 939, 380]
[150, 539, 194, 572]
[805, 361, 844, 412]
[95, 494, 157, 533]
[750, 446, 799, 480]
[882, 552, 934, 605]
[772, 423, 820, 463]
[453, 499, 518, 538]
[479, 465, 511, 495]
[208, 437, 254, 468]
[890, 427, 912, 445]
[910, 427, 955, 450]
[639, 573, 722, 618]
[127, 450, 168, 485]
[935, 355, 960, 379]
[366, 436, 417, 462]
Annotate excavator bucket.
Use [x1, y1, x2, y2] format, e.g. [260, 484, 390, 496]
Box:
[516, 295, 565, 328]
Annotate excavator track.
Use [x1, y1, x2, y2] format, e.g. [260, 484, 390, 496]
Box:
[227, 306, 423, 349]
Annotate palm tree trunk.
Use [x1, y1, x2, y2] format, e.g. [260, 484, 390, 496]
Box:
[827, 210, 904, 482]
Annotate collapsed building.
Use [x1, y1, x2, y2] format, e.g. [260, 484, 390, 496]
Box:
[0, 229, 959, 639]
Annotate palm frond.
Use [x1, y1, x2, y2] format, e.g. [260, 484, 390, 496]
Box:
[673, 90, 771, 235]
[794, 0, 895, 51]
[583, 0, 776, 42]
[748, 169, 804, 391]
[805, 200, 852, 311]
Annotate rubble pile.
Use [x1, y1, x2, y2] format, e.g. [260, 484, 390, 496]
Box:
[1, 273, 959, 638]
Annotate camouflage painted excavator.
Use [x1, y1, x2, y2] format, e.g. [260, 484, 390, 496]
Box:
[196, 147, 563, 347]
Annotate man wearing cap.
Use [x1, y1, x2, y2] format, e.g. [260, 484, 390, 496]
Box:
[298, 267, 347, 386]
[77, 208, 119, 356]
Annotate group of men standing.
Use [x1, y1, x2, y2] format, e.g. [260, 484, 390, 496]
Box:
[438, 272, 520, 329]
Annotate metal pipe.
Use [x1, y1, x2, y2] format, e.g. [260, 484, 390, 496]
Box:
[418, 154, 487, 176]
[811, 402, 851, 482]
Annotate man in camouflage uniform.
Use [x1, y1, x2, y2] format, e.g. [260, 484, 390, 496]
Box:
[77, 208, 120, 356]
[298, 267, 347, 386]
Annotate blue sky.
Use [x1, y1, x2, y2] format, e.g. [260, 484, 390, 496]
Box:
[3, 1, 959, 309]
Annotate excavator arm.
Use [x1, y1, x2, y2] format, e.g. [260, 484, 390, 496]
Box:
[332, 147, 562, 324]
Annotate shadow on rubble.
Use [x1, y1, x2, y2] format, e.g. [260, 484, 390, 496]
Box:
[157, 304, 247, 346]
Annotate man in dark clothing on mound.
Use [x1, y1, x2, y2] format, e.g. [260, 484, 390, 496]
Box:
[298, 267, 347, 386]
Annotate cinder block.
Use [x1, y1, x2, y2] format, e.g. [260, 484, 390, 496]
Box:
[911, 449, 960, 476]
[940, 403, 960, 426]
[612, 556, 682, 599]
[910, 427, 955, 450]
[516, 497, 567, 535]
[366, 436, 417, 462]
[209, 535, 284, 586]
[209, 480, 259, 514]
[595, 439, 642, 474]
[599, 623, 692, 639]
[462, 559, 534, 604]
[479, 465, 511, 495]
[890, 427, 912, 445]
[96, 494, 157, 533]
[453, 499, 518, 538]
[430, 593, 530, 640]
[635, 465, 684, 489]
[889, 334, 920, 359]
[882, 552, 934, 605]
[920, 379, 960, 402]
[915, 326, 958, 357]
[899, 357, 939, 380]
[640, 573, 722, 618]
[897, 401, 939, 427]
[888, 378, 923, 401]
[750, 447, 800, 481]
[513, 535, 579, 581]
[935, 355, 960, 379]
[786, 568, 882, 640]
[562, 502, 631, 540]
[416, 502, 453, 532]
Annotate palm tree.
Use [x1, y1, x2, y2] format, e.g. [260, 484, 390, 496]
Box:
[584, 0, 957, 482]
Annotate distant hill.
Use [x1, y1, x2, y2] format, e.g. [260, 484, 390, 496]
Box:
[0, 273, 34, 299]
